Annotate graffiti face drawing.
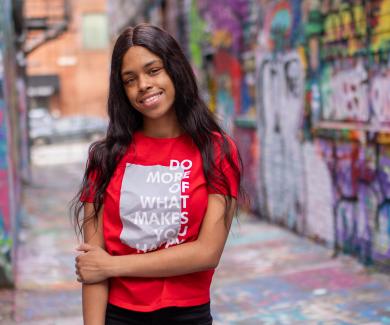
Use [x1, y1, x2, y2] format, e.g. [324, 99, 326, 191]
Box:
[256, 51, 305, 231]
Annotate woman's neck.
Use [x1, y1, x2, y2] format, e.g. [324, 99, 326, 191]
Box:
[142, 115, 182, 139]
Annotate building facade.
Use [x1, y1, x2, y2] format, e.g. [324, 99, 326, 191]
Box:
[26, 0, 110, 117]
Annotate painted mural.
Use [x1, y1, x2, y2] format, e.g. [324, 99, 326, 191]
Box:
[0, 0, 26, 285]
[187, 0, 390, 267]
[0, 0, 13, 285]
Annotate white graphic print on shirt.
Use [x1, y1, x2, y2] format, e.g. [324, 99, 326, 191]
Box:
[119, 160, 192, 253]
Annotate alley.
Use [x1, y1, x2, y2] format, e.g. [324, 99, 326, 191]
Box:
[0, 142, 389, 324]
[2, 0, 390, 324]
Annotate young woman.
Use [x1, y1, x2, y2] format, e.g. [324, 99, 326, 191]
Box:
[73, 23, 243, 325]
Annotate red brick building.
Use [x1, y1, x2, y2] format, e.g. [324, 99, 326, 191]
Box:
[26, 0, 110, 117]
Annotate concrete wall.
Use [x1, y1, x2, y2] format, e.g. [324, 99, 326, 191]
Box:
[0, 0, 28, 286]
[186, 0, 390, 268]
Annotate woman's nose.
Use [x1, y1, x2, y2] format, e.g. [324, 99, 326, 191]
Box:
[138, 74, 152, 92]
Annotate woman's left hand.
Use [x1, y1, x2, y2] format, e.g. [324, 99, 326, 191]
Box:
[75, 243, 112, 284]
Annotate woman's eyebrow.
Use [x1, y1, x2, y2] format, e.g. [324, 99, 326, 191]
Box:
[143, 59, 162, 68]
[122, 59, 163, 76]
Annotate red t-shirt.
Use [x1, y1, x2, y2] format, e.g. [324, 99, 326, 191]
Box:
[81, 131, 239, 312]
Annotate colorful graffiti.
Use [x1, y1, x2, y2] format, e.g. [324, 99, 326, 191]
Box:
[314, 137, 390, 264]
[188, 0, 254, 132]
[0, 10, 13, 284]
[185, 0, 390, 266]
[0, 0, 27, 285]
[311, 0, 390, 265]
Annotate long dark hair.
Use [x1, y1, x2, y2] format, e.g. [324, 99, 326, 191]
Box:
[71, 23, 244, 235]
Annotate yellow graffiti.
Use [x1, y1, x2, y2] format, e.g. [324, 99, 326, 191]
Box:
[353, 5, 366, 37]
[324, 13, 341, 43]
[323, 4, 367, 56]
[208, 78, 217, 113]
[340, 6, 353, 39]
[377, 133, 390, 144]
[211, 29, 233, 49]
[371, 0, 390, 52]
[296, 46, 307, 71]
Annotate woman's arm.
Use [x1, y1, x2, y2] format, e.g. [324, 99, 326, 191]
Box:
[76, 194, 236, 282]
[78, 203, 108, 325]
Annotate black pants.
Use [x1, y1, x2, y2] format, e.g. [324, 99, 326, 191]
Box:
[105, 302, 213, 325]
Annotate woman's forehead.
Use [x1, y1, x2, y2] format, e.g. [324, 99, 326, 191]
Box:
[121, 46, 162, 72]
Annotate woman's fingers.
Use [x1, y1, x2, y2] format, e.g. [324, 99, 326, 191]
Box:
[75, 261, 83, 282]
[77, 243, 93, 252]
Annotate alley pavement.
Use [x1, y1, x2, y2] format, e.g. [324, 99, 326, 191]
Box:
[0, 141, 389, 324]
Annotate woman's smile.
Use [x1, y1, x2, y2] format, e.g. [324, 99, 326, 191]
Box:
[139, 91, 164, 107]
[121, 46, 176, 122]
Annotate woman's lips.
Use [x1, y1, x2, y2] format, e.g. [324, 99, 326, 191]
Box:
[139, 92, 163, 107]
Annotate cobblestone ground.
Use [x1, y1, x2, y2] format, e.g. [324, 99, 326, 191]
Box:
[0, 142, 389, 324]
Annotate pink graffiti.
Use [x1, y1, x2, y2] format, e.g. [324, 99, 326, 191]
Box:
[0, 170, 10, 232]
[283, 266, 369, 290]
[198, 0, 249, 54]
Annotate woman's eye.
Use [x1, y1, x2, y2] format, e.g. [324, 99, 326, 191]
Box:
[149, 68, 161, 75]
[124, 78, 135, 85]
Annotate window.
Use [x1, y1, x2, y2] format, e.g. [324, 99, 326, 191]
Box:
[82, 13, 108, 49]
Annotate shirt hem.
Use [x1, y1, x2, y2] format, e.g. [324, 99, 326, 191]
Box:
[108, 295, 211, 312]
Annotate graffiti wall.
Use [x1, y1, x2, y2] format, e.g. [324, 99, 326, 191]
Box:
[311, 0, 390, 265]
[0, 0, 27, 285]
[185, 0, 390, 267]
[0, 0, 13, 286]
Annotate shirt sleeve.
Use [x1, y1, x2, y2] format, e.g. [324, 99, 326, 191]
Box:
[207, 135, 240, 199]
[80, 168, 98, 203]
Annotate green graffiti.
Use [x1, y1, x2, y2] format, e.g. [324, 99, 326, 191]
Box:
[189, 0, 208, 68]
[0, 231, 12, 284]
[304, 10, 323, 37]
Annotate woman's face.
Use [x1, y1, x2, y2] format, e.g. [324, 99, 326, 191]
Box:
[121, 46, 176, 122]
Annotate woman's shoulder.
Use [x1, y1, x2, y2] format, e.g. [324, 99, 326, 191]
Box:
[210, 131, 237, 149]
